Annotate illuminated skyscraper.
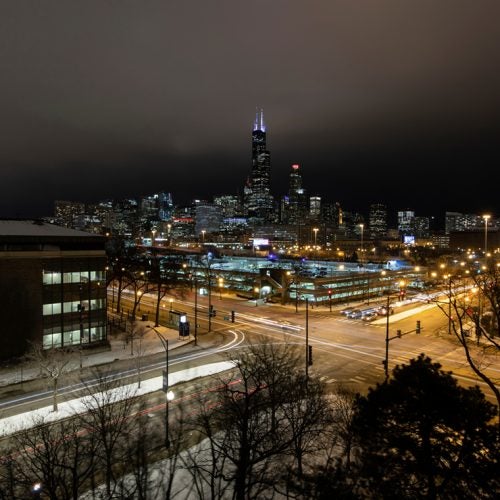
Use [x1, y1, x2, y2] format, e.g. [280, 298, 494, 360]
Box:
[286, 163, 307, 223]
[245, 108, 274, 221]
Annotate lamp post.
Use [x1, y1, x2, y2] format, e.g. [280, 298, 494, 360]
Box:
[384, 295, 390, 381]
[313, 227, 319, 247]
[167, 223, 172, 246]
[254, 286, 260, 306]
[305, 297, 309, 379]
[446, 274, 452, 335]
[218, 277, 224, 299]
[201, 230, 206, 245]
[359, 223, 364, 262]
[194, 277, 198, 345]
[483, 214, 491, 255]
[155, 330, 174, 449]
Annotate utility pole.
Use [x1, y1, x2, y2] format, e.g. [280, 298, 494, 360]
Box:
[155, 330, 173, 449]
[194, 277, 198, 346]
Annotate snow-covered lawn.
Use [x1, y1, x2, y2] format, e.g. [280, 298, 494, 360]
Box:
[0, 361, 235, 438]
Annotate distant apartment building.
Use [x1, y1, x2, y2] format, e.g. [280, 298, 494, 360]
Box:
[54, 200, 85, 228]
[0, 220, 107, 361]
[214, 195, 243, 218]
[397, 210, 415, 235]
[309, 196, 321, 221]
[368, 203, 387, 239]
[445, 211, 485, 234]
[195, 203, 223, 236]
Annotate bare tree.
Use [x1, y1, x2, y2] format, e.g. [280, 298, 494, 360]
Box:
[182, 337, 333, 499]
[4, 415, 95, 500]
[434, 265, 500, 431]
[77, 367, 139, 498]
[26, 342, 75, 412]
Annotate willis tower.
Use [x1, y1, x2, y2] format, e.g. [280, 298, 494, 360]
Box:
[245, 108, 274, 221]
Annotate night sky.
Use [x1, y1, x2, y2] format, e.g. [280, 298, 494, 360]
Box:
[1, 1, 500, 219]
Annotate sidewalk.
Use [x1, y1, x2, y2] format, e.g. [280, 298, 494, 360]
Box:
[0, 320, 190, 389]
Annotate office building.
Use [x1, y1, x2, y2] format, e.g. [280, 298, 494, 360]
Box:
[244, 108, 274, 221]
[0, 219, 107, 361]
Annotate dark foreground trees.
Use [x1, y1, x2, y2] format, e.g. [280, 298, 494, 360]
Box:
[1, 346, 498, 499]
[310, 354, 500, 499]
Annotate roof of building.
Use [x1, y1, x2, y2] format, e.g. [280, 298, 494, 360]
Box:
[0, 219, 100, 238]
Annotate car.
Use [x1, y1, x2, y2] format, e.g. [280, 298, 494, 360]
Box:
[340, 306, 355, 316]
[376, 306, 394, 316]
[362, 311, 378, 321]
[347, 309, 363, 319]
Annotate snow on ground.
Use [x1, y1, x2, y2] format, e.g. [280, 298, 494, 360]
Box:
[0, 361, 236, 438]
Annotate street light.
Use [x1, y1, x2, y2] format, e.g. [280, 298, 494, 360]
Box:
[201, 230, 206, 245]
[218, 277, 224, 299]
[483, 214, 491, 255]
[313, 227, 319, 247]
[167, 223, 172, 246]
[32, 482, 42, 499]
[254, 286, 260, 306]
[169, 298, 173, 311]
[359, 223, 364, 262]
[154, 329, 174, 449]
[193, 276, 198, 345]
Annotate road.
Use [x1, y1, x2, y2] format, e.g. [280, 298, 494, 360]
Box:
[1, 289, 498, 421]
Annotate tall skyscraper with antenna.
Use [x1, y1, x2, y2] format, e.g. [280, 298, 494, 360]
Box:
[245, 108, 274, 221]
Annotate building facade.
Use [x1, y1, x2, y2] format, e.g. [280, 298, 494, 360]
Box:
[245, 108, 274, 221]
[0, 220, 107, 361]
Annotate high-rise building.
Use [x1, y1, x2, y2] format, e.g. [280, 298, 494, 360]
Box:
[369, 203, 388, 239]
[54, 200, 85, 228]
[309, 196, 321, 220]
[397, 210, 415, 235]
[245, 108, 273, 221]
[287, 164, 307, 223]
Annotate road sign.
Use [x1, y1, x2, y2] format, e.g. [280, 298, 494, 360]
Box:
[162, 369, 168, 393]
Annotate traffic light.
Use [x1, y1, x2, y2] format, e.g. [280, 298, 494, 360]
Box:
[328, 289, 332, 296]
[397, 329, 402, 338]
[209, 305, 216, 317]
[231, 310, 235, 323]
[416, 320, 421, 334]
[308, 345, 313, 365]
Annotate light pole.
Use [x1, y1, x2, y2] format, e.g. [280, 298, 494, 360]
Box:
[384, 295, 390, 381]
[254, 286, 260, 306]
[218, 277, 224, 299]
[305, 297, 309, 379]
[446, 274, 452, 335]
[359, 223, 364, 262]
[313, 227, 319, 247]
[201, 230, 206, 245]
[155, 330, 174, 449]
[194, 277, 198, 345]
[483, 214, 491, 255]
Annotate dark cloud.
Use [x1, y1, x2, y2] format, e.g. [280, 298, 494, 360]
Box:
[1, 1, 500, 218]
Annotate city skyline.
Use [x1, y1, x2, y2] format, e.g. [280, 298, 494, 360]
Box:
[1, 1, 500, 218]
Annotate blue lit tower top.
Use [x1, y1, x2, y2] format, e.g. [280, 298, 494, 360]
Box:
[247, 108, 273, 220]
